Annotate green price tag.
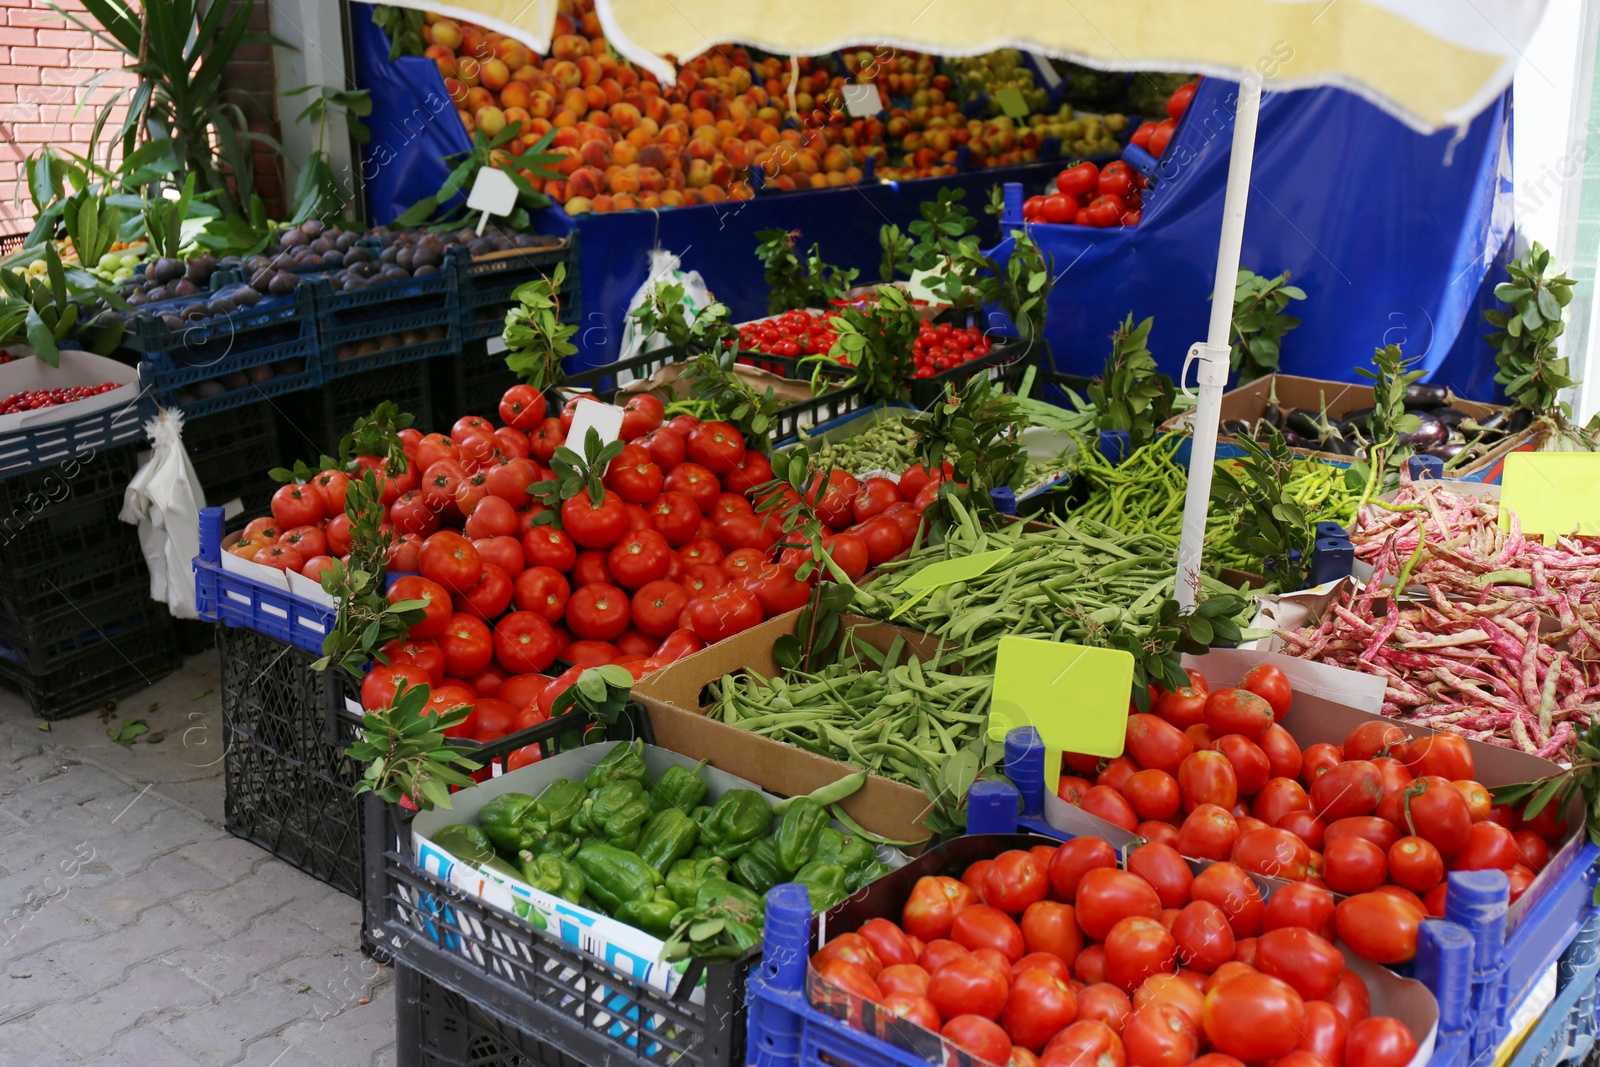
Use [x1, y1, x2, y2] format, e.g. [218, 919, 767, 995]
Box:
[890, 548, 1011, 620]
[989, 637, 1134, 791]
[1500, 453, 1600, 540]
[995, 87, 1030, 119]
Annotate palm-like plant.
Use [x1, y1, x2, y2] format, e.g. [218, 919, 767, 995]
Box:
[50, 0, 282, 216]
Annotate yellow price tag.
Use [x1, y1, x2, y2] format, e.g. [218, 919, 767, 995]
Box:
[990, 637, 1134, 793]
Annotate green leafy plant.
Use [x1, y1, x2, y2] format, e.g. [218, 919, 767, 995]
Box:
[530, 428, 627, 519]
[1088, 314, 1173, 452]
[757, 447, 860, 672]
[503, 264, 578, 390]
[1210, 427, 1314, 591]
[1126, 595, 1253, 709]
[908, 186, 979, 273]
[143, 173, 199, 259]
[878, 224, 915, 283]
[915, 375, 1028, 530]
[754, 229, 857, 312]
[394, 123, 564, 230]
[347, 680, 480, 810]
[1490, 715, 1600, 894]
[371, 4, 427, 58]
[62, 188, 121, 269]
[1484, 243, 1598, 449]
[812, 284, 920, 404]
[627, 280, 739, 356]
[284, 84, 372, 225]
[0, 244, 126, 366]
[677, 347, 786, 447]
[1229, 269, 1305, 382]
[54, 0, 285, 217]
[983, 230, 1055, 343]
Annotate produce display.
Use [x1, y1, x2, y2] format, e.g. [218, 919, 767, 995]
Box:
[735, 307, 1000, 378]
[1021, 161, 1146, 228]
[428, 741, 890, 957]
[808, 838, 1422, 1066]
[1281, 478, 1600, 758]
[1058, 665, 1565, 941]
[1, 382, 122, 414]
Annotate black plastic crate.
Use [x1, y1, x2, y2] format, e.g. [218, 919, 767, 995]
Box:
[366, 705, 750, 1067]
[219, 625, 363, 898]
[397, 966, 585, 1067]
[0, 582, 166, 674]
[308, 266, 458, 379]
[174, 618, 219, 657]
[452, 239, 577, 344]
[0, 440, 136, 516]
[277, 360, 435, 462]
[906, 336, 1044, 407]
[430, 345, 520, 426]
[184, 403, 281, 516]
[0, 528, 148, 618]
[0, 615, 180, 721]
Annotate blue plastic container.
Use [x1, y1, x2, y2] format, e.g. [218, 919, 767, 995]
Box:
[192, 506, 336, 654]
[0, 380, 153, 483]
[450, 240, 577, 344]
[307, 265, 458, 380]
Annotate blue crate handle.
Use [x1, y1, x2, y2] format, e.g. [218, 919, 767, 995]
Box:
[1409, 455, 1446, 481]
[1310, 535, 1355, 588]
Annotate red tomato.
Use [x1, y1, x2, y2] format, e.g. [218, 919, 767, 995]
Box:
[1019, 900, 1082, 968]
[361, 662, 432, 710]
[1452, 820, 1520, 871]
[929, 957, 1010, 1022]
[561, 489, 629, 550]
[1259, 724, 1304, 780]
[1121, 1002, 1197, 1067]
[882, 991, 940, 1032]
[1123, 770, 1181, 823]
[1253, 777, 1311, 828]
[1202, 973, 1305, 1060]
[1191, 863, 1264, 938]
[1056, 162, 1099, 198]
[511, 566, 570, 622]
[944, 1015, 1014, 1064]
[1255, 927, 1343, 1001]
[1511, 829, 1549, 871]
[856, 919, 917, 970]
[1262, 881, 1336, 940]
[638, 427, 687, 471]
[627, 580, 689, 639]
[950, 904, 1026, 963]
[1098, 161, 1135, 199]
[620, 394, 665, 440]
[877, 963, 932, 999]
[606, 529, 672, 590]
[1334, 893, 1419, 964]
[1345, 1018, 1417, 1067]
[271, 482, 326, 528]
[473, 536, 523, 577]
[1325, 816, 1403, 855]
[819, 959, 883, 1005]
[904, 877, 975, 943]
[1176, 804, 1240, 861]
[982, 852, 1049, 916]
[438, 613, 493, 677]
[391, 575, 452, 639]
[454, 563, 512, 620]
[1204, 689, 1274, 738]
[1154, 687, 1207, 730]
[1040, 194, 1075, 225]
[608, 458, 664, 505]
[1104, 917, 1177, 994]
[1310, 761, 1383, 820]
[1214, 735, 1271, 796]
[1127, 842, 1192, 910]
[899, 462, 952, 502]
[1041, 1020, 1125, 1067]
[1327, 970, 1372, 1029]
[1004, 969, 1080, 1053]
[1047, 837, 1117, 902]
[1299, 1000, 1350, 1066]
[1403, 776, 1473, 857]
[723, 449, 774, 495]
[566, 583, 631, 641]
[1080, 785, 1139, 832]
[1147, 119, 1177, 157]
[685, 585, 762, 643]
[492, 612, 559, 673]
[1177, 751, 1238, 813]
[1239, 663, 1292, 719]
[1171, 901, 1234, 972]
[1075, 869, 1161, 942]
[685, 421, 746, 474]
[814, 932, 884, 978]
[420, 531, 483, 593]
[1126, 715, 1195, 775]
[1233, 827, 1311, 882]
[563, 640, 617, 666]
[1343, 722, 1404, 762]
[648, 490, 702, 546]
[853, 478, 901, 522]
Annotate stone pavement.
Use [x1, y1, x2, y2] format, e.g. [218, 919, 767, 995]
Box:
[0, 648, 397, 1066]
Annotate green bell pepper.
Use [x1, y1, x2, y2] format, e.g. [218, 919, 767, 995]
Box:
[518, 852, 586, 903]
[572, 779, 645, 837]
[573, 843, 661, 913]
[482, 854, 525, 880]
[689, 805, 714, 826]
[524, 829, 581, 862]
[812, 827, 877, 874]
[637, 807, 700, 874]
[477, 793, 546, 856]
[846, 860, 893, 893]
[615, 887, 680, 939]
[535, 779, 587, 833]
[582, 740, 651, 792]
[794, 859, 848, 913]
[429, 823, 496, 866]
[665, 857, 727, 911]
[700, 790, 772, 860]
[731, 838, 787, 897]
[773, 797, 828, 875]
[649, 760, 708, 814]
[598, 794, 652, 853]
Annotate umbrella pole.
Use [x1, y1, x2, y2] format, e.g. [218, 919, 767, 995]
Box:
[1174, 77, 1262, 610]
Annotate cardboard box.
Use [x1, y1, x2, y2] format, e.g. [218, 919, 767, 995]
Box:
[616, 358, 820, 408]
[409, 741, 774, 999]
[1160, 373, 1543, 482]
[632, 610, 951, 843]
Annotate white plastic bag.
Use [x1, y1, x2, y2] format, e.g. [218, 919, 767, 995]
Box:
[120, 409, 205, 619]
[616, 248, 714, 365]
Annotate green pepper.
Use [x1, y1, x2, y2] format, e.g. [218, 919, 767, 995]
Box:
[846, 860, 893, 893]
[794, 859, 848, 913]
[731, 837, 787, 897]
[700, 790, 772, 860]
[599, 794, 652, 853]
[615, 886, 681, 939]
[582, 740, 651, 792]
[812, 828, 877, 875]
[572, 779, 645, 837]
[477, 793, 546, 856]
[773, 797, 829, 875]
[666, 857, 727, 910]
[524, 829, 581, 862]
[517, 851, 587, 903]
[689, 805, 714, 827]
[535, 779, 587, 832]
[573, 843, 661, 913]
[650, 760, 709, 814]
[638, 808, 700, 874]
[429, 823, 496, 866]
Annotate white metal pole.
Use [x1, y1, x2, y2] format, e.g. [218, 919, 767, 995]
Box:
[1174, 77, 1262, 609]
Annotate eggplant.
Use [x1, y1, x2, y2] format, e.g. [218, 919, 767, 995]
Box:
[1335, 419, 1367, 443]
[1403, 383, 1454, 409]
[1399, 412, 1449, 451]
[1286, 410, 1323, 440]
[1469, 409, 1509, 433]
[1321, 435, 1357, 456]
[1263, 403, 1286, 430]
[1427, 443, 1467, 461]
[1282, 430, 1310, 449]
[1431, 407, 1468, 430]
[1222, 420, 1253, 437]
[1341, 405, 1375, 425]
[1507, 408, 1534, 434]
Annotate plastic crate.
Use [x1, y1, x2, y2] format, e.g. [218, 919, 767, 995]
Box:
[134, 286, 320, 417]
[396, 965, 587, 1067]
[277, 359, 435, 461]
[0, 581, 167, 674]
[0, 385, 152, 483]
[193, 507, 337, 654]
[119, 280, 310, 355]
[0, 443, 139, 564]
[451, 239, 577, 344]
[0, 615, 179, 721]
[0, 531, 148, 621]
[309, 266, 458, 379]
[906, 335, 1044, 407]
[365, 707, 752, 1067]
[430, 345, 520, 426]
[1506, 911, 1600, 1067]
[219, 623, 363, 897]
[184, 403, 282, 518]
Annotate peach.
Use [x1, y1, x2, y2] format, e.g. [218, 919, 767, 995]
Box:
[729, 180, 754, 200]
[721, 139, 749, 169]
[808, 173, 828, 189]
[499, 81, 531, 110]
[601, 78, 624, 107]
[552, 12, 575, 37]
[578, 139, 611, 168]
[456, 55, 481, 86]
[688, 99, 713, 122]
[502, 106, 531, 132]
[633, 143, 667, 171]
[480, 58, 511, 91]
[545, 177, 567, 199]
[527, 117, 553, 137]
[660, 188, 685, 207]
[681, 188, 702, 205]
[709, 160, 733, 187]
[443, 77, 469, 104]
[637, 190, 662, 209]
[636, 166, 664, 193]
[567, 166, 603, 199]
[591, 194, 615, 212]
[460, 28, 486, 59]
[612, 192, 639, 211]
[768, 174, 796, 192]
[456, 108, 475, 133]
[528, 91, 555, 119]
[844, 165, 863, 183]
[685, 138, 716, 163]
[583, 84, 607, 111]
[638, 117, 660, 138]
[685, 159, 711, 188]
[428, 18, 463, 50]
[643, 96, 669, 125]
[564, 196, 594, 215]
[551, 144, 580, 175]
[577, 55, 603, 86]
[424, 45, 456, 79]
[607, 168, 639, 194]
[581, 10, 602, 35]
[550, 61, 582, 90]
[561, 88, 588, 115]
[611, 140, 638, 165]
[551, 125, 581, 149]
[657, 121, 687, 147]
[465, 87, 495, 112]
[667, 102, 690, 122]
[585, 109, 611, 128]
[551, 34, 590, 60]
[665, 166, 686, 190]
[515, 169, 544, 193]
[609, 102, 641, 132]
[622, 127, 650, 149]
[700, 184, 727, 203]
[822, 145, 851, 172]
[513, 65, 539, 83]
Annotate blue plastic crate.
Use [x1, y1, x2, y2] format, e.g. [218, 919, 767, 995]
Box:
[193, 506, 336, 654]
[450, 239, 577, 344]
[0, 382, 153, 483]
[307, 265, 458, 380]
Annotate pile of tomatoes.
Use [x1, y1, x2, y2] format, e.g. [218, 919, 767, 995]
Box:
[1021, 162, 1143, 228]
[736, 309, 997, 379]
[811, 840, 1419, 1067]
[1130, 81, 1197, 160]
[229, 384, 951, 765]
[1055, 664, 1565, 957]
[0, 381, 121, 414]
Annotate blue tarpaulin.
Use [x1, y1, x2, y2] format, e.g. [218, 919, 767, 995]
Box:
[988, 77, 1513, 400]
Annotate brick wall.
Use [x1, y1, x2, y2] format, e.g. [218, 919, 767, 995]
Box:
[0, 0, 288, 234]
[0, 0, 135, 232]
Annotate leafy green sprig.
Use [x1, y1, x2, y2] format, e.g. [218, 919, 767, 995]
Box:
[1486, 243, 1579, 416]
[503, 263, 578, 390]
[394, 123, 564, 230]
[530, 427, 625, 520]
[1088, 314, 1173, 452]
[1229, 269, 1305, 382]
[347, 681, 479, 810]
[339, 401, 413, 475]
[754, 228, 857, 313]
[812, 285, 920, 404]
[1210, 426, 1314, 591]
[1490, 716, 1600, 899]
[915, 375, 1028, 531]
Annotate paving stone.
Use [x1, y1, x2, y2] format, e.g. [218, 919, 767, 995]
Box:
[0, 1015, 73, 1063]
[10, 752, 63, 783]
[0, 897, 103, 962]
[281, 885, 364, 945]
[71, 958, 215, 1036]
[45, 905, 218, 998]
[170, 861, 340, 939]
[26, 999, 120, 1059]
[174, 836, 271, 884]
[164, 911, 340, 998]
[274, 950, 389, 1025]
[97, 1026, 206, 1066]
[85, 805, 226, 875]
[1, 763, 124, 822]
[63, 856, 228, 929]
[157, 971, 321, 1066]
[232, 1035, 327, 1067]
[0, 967, 67, 1023]
[279, 984, 397, 1067]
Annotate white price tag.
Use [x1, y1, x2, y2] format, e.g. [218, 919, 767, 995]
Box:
[1030, 53, 1062, 89]
[565, 398, 626, 450]
[466, 167, 518, 235]
[840, 83, 882, 118]
[486, 336, 508, 355]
